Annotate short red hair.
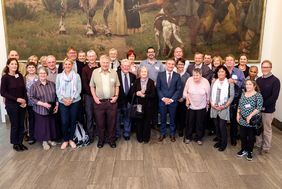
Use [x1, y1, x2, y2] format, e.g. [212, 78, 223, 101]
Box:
[126, 49, 136, 59]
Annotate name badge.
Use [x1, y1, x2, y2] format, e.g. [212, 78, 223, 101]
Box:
[155, 66, 160, 70]
[232, 74, 238, 80]
[15, 74, 19, 78]
[110, 78, 115, 82]
[245, 104, 251, 108]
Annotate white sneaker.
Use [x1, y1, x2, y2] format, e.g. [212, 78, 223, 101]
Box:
[42, 141, 50, 150]
[48, 141, 57, 146]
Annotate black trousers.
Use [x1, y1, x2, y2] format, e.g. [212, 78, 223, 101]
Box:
[240, 126, 256, 153]
[6, 104, 26, 145]
[175, 101, 187, 135]
[27, 105, 35, 140]
[213, 116, 227, 149]
[136, 109, 152, 143]
[186, 108, 206, 141]
[230, 99, 239, 142]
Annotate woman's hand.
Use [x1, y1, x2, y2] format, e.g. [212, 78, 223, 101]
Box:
[236, 113, 240, 123]
[53, 105, 59, 113]
[63, 98, 72, 106]
[246, 114, 252, 124]
[136, 91, 145, 97]
[17, 98, 26, 104]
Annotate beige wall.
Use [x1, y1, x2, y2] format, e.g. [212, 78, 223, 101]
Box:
[0, 0, 281, 121]
[260, 0, 282, 121]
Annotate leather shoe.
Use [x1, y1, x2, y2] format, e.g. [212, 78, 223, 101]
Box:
[231, 139, 237, 146]
[218, 147, 225, 152]
[213, 142, 220, 148]
[178, 131, 183, 137]
[13, 145, 23, 152]
[97, 141, 104, 148]
[109, 142, 117, 148]
[170, 136, 176, 142]
[19, 144, 28, 150]
[158, 135, 166, 142]
[123, 136, 130, 141]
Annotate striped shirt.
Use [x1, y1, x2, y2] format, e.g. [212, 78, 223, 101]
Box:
[29, 80, 57, 115]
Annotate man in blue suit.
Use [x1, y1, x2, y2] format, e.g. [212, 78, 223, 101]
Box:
[157, 59, 182, 142]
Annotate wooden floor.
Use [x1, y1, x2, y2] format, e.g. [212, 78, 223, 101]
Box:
[1, 124, 282, 189]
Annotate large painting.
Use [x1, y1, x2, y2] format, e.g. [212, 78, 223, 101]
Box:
[4, 0, 266, 61]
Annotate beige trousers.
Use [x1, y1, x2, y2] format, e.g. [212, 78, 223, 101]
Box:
[256, 113, 274, 150]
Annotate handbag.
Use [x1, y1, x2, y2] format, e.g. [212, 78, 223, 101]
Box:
[129, 93, 143, 119]
[250, 113, 263, 136]
[247, 93, 263, 136]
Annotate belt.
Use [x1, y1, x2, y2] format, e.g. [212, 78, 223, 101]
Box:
[100, 99, 111, 102]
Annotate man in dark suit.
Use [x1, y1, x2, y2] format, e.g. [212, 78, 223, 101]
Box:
[187, 52, 213, 82]
[157, 59, 182, 142]
[116, 59, 136, 140]
[58, 47, 85, 77]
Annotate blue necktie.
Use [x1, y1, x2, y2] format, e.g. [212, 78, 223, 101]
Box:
[124, 74, 129, 95]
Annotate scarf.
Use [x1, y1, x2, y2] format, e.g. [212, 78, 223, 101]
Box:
[58, 70, 78, 99]
[211, 78, 229, 106]
[140, 78, 148, 92]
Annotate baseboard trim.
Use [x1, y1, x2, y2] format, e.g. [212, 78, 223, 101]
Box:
[273, 118, 282, 131]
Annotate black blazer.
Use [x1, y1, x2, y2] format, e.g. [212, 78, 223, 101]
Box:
[58, 60, 85, 77]
[131, 78, 156, 112]
[117, 70, 136, 108]
[187, 63, 213, 82]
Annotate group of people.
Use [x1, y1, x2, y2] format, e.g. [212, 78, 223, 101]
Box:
[1, 47, 280, 161]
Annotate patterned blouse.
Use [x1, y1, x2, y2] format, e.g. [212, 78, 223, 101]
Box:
[26, 75, 38, 106]
[238, 92, 263, 127]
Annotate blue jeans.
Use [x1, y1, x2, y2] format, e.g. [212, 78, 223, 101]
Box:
[59, 101, 80, 141]
[116, 103, 131, 137]
[159, 101, 177, 136]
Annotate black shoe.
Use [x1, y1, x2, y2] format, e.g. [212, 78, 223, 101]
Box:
[28, 140, 36, 145]
[231, 139, 237, 146]
[218, 147, 225, 152]
[89, 138, 94, 144]
[178, 131, 183, 137]
[208, 131, 215, 136]
[213, 142, 220, 148]
[19, 144, 28, 150]
[246, 152, 253, 161]
[109, 142, 117, 148]
[13, 145, 23, 152]
[97, 141, 104, 148]
[158, 135, 166, 142]
[213, 137, 218, 142]
[123, 136, 130, 141]
[237, 150, 247, 157]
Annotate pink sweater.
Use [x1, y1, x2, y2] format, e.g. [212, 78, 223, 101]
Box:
[183, 77, 210, 110]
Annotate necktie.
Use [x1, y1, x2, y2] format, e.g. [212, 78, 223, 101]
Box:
[124, 74, 129, 95]
[168, 72, 172, 87]
[111, 62, 114, 69]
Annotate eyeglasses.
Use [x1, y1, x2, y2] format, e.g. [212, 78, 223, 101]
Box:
[261, 66, 272, 69]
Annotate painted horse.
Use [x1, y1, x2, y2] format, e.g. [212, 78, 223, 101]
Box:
[58, 0, 112, 36]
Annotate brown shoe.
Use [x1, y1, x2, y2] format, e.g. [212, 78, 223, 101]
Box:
[170, 136, 176, 142]
[158, 135, 166, 142]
